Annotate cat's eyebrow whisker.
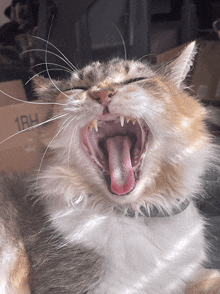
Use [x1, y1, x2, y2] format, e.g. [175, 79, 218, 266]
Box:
[137, 53, 156, 63]
[0, 113, 68, 146]
[113, 24, 127, 60]
[25, 68, 72, 85]
[37, 115, 73, 183]
[154, 59, 173, 75]
[0, 89, 66, 106]
[31, 35, 79, 72]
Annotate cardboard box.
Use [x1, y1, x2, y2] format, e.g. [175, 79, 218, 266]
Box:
[157, 40, 220, 104]
[191, 40, 220, 103]
[0, 80, 50, 173]
[0, 80, 27, 107]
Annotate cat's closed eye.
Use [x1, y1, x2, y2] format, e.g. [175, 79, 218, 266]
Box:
[123, 77, 147, 84]
[66, 86, 88, 91]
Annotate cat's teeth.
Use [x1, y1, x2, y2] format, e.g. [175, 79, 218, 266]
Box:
[120, 115, 125, 127]
[132, 118, 137, 125]
[92, 119, 98, 132]
[88, 124, 93, 132]
[126, 117, 130, 123]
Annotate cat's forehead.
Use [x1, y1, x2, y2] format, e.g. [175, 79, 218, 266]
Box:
[71, 59, 155, 86]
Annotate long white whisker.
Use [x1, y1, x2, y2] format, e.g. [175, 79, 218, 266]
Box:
[45, 18, 71, 100]
[25, 68, 72, 85]
[137, 53, 156, 62]
[154, 59, 173, 75]
[114, 24, 127, 60]
[22, 49, 76, 71]
[0, 113, 68, 146]
[32, 35, 79, 72]
[0, 89, 66, 106]
[37, 115, 72, 182]
[31, 62, 73, 73]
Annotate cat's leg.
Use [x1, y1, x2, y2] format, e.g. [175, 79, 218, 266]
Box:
[185, 268, 220, 294]
[0, 225, 32, 294]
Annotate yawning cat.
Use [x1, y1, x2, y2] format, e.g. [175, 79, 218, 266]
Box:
[0, 41, 220, 294]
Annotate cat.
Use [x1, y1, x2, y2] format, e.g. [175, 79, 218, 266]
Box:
[0, 41, 220, 294]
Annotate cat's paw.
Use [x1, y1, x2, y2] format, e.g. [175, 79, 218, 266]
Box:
[185, 269, 220, 294]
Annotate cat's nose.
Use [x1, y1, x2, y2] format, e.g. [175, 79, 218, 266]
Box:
[93, 90, 116, 106]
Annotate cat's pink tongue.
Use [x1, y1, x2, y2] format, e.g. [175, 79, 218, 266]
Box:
[106, 136, 135, 195]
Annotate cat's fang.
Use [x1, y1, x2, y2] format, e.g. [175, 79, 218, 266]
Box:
[126, 117, 130, 123]
[132, 118, 137, 125]
[120, 115, 125, 127]
[88, 124, 93, 132]
[88, 120, 99, 132]
[92, 119, 98, 132]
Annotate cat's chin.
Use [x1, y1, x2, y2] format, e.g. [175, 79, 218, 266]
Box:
[81, 113, 149, 197]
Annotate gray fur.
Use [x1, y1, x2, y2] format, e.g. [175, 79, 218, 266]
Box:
[0, 175, 104, 294]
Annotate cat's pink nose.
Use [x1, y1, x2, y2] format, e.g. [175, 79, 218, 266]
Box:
[96, 90, 115, 106]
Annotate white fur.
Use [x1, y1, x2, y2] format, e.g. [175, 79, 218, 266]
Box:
[47, 200, 206, 294]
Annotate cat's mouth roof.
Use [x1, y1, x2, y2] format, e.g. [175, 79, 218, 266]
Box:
[81, 113, 149, 196]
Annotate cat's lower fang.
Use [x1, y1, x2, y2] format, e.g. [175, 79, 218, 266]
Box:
[88, 119, 98, 132]
[120, 115, 125, 127]
[92, 119, 98, 132]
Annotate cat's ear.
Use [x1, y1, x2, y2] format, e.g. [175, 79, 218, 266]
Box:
[163, 41, 196, 88]
[33, 76, 55, 96]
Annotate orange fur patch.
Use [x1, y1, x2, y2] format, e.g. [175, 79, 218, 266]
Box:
[143, 159, 183, 201]
[9, 242, 32, 294]
[141, 76, 210, 202]
[186, 269, 220, 294]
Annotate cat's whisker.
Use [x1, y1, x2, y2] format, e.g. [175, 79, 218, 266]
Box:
[137, 53, 156, 63]
[154, 59, 174, 75]
[31, 35, 79, 72]
[31, 62, 73, 73]
[44, 21, 73, 100]
[0, 89, 66, 106]
[200, 198, 219, 212]
[25, 68, 72, 85]
[113, 24, 127, 60]
[0, 113, 68, 146]
[37, 115, 73, 184]
[22, 49, 76, 72]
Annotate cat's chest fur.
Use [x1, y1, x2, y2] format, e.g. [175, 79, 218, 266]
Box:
[49, 202, 205, 294]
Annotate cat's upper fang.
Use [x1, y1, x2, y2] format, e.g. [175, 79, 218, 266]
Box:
[120, 115, 124, 127]
[119, 115, 137, 127]
[88, 115, 137, 131]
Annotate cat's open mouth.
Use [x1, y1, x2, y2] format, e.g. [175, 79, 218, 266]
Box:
[81, 114, 148, 196]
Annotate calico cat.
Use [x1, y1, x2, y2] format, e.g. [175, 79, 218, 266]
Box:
[0, 41, 220, 294]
